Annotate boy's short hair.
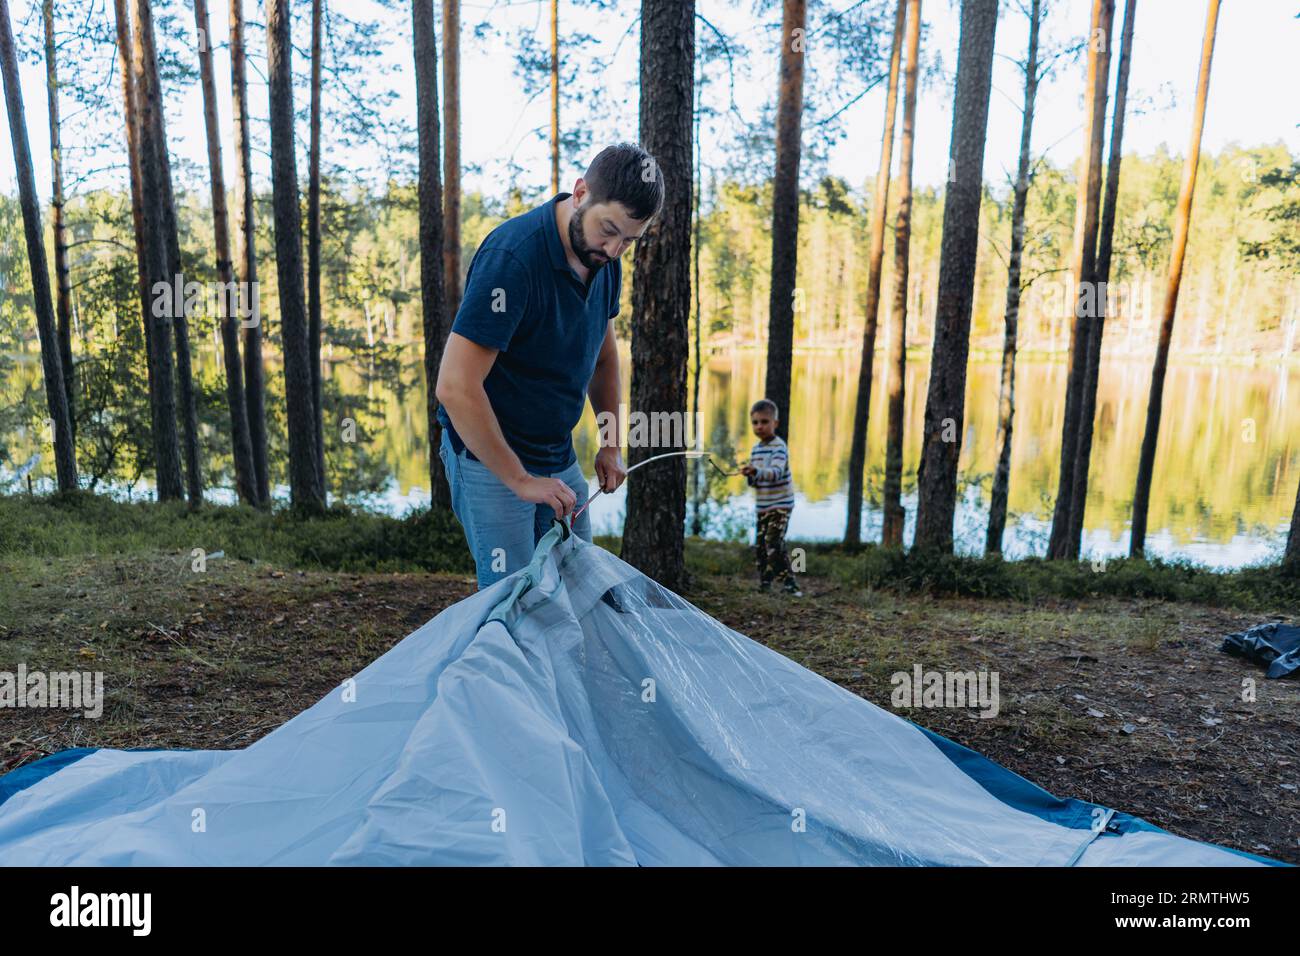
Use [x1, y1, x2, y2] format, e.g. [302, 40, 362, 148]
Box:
[750, 399, 779, 419]
[584, 143, 665, 221]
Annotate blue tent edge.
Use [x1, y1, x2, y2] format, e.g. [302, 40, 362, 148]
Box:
[0, 729, 1286, 866]
[0, 747, 183, 811]
[916, 723, 1286, 866]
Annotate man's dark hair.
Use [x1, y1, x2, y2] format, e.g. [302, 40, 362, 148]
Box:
[583, 143, 665, 221]
[751, 399, 779, 419]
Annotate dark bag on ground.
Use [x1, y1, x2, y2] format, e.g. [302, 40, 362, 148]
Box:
[1220, 622, 1300, 679]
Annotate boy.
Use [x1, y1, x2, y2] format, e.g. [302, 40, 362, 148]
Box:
[741, 399, 801, 596]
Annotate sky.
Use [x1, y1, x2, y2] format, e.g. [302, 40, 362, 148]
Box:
[1, 0, 1298, 211]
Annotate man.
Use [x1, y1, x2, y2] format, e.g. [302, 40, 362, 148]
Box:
[435, 143, 663, 589]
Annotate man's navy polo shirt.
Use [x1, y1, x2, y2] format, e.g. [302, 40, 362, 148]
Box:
[436, 192, 621, 475]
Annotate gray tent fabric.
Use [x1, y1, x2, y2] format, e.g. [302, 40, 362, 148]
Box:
[0, 525, 1276, 865]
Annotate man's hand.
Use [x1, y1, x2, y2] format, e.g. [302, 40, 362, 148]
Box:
[594, 446, 627, 493]
[508, 475, 577, 518]
[741, 463, 757, 477]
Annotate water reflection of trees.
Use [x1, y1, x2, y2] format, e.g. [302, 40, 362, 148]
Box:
[4, 328, 1298, 562]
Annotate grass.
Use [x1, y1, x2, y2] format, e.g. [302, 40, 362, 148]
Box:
[837, 539, 1298, 613]
[0, 490, 475, 575]
[2, 491, 1296, 613]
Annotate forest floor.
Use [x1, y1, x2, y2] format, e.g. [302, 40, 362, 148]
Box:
[2, 541, 1297, 864]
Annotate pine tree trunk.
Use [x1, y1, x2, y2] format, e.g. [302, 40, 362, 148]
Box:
[621, 0, 694, 591]
[549, 0, 559, 194]
[1048, 0, 1113, 558]
[986, 0, 1041, 556]
[132, 0, 202, 506]
[230, 0, 268, 506]
[42, 0, 74, 438]
[140, 1, 202, 506]
[844, 0, 906, 546]
[111, 0, 154, 401]
[1066, 0, 1136, 555]
[308, 0, 326, 496]
[911, 0, 998, 553]
[267, 0, 324, 512]
[413, 0, 451, 509]
[1131, 0, 1220, 557]
[130, 0, 185, 501]
[194, 0, 256, 505]
[442, 0, 462, 318]
[1285, 469, 1300, 571]
[882, 0, 921, 550]
[763, 0, 806, 445]
[690, 75, 704, 537]
[0, 0, 76, 491]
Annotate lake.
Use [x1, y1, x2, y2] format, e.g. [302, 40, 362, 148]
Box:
[4, 348, 1298, 570]
[339, 348, 1300, 569]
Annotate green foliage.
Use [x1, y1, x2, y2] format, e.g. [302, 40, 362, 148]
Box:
[690, 144, 1300, 357]
[1, 492, 1295, 610]
[71, 258, 154, 491]
[850, 543, 1300, 612]
[0, 195, 33, 347]
[2, 142, 1297, 545]
[1241, 160, 1300, 269]
[0, 492, 473, 575]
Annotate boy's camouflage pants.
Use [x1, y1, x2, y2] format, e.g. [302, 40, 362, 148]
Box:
[756, 508, 796, 586]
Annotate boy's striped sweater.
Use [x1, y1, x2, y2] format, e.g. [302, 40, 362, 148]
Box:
[747, 436, 795, 513]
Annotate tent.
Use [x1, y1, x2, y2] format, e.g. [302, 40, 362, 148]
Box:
[0, 525, 1281, 865]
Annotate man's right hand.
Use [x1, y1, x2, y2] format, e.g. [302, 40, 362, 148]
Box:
[508, 474, 577, 518]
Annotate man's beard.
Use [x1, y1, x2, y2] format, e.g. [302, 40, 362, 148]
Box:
[568, 204, 609, 271]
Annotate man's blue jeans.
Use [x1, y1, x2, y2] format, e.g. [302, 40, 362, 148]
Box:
[439, 428, 592, 589]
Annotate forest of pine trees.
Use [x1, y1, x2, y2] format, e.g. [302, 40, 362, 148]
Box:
[0, 0, 1297, 575]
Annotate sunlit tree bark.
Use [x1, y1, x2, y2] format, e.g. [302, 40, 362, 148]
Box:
[985, 0, 1042, 556]
[549, 0, 559, 194]
[1131, 0, 1220, 557]
[230, 0, 268, 505]
[414, 0, 451, 508]
[1066, 0, 1136, 555]
[308, 0, 326, 494]
[442, 0, 462, 317]
[130, 0, 185, 501]
[134, 0, 202, 506]
[42, 0, 74, 434]
[844, 0, 906, 546]
[111, 0, 153, 405]
[622, 0, 694, 590]
[912, 0, 998, 552]
[194, 0, 257, 505]
[763, 0, 806, 444]
[0, 0, 76, 491]
[1048, 0, 1113, 558]
[267, 0, 325, 511]
[882, 0, 922, 549]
